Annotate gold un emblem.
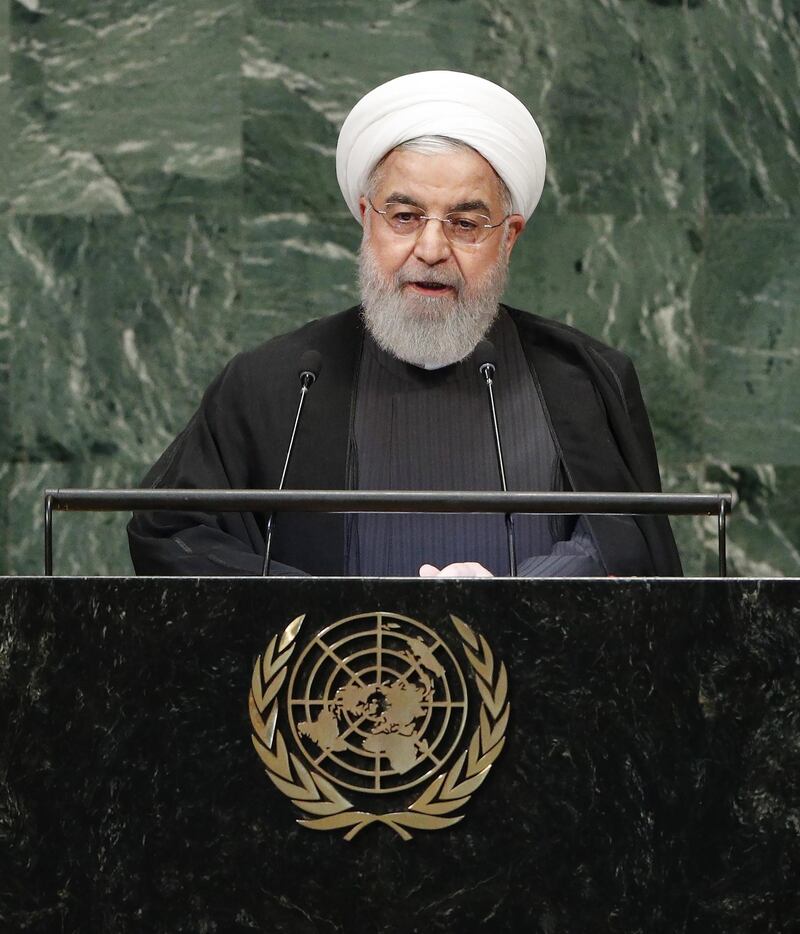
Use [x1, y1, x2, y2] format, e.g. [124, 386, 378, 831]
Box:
[249, 611, 509, 840]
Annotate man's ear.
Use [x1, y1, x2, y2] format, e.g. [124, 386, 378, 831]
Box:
[504, 215, 526, 256]
[358, 196, 368, 223]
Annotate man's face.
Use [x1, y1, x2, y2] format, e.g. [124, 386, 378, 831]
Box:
[357, 147, 525, 367]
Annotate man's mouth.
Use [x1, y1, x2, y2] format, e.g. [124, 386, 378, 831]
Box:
[405, 280, 456, 296]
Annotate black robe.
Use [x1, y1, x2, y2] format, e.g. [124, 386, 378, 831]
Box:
[127, 305, 682, 577]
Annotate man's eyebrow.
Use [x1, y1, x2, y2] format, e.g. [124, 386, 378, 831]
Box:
[450, 199, 491, 214]
[383, 194, 494, 214]
[384, 192, 425, 208]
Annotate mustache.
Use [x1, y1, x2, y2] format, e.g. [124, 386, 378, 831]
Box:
[394, 265, 463, 289]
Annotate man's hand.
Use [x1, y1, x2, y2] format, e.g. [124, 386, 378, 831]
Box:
[419, 562, 494, 578]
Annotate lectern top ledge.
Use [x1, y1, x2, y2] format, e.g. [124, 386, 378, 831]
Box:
[41, 488, 733, 576]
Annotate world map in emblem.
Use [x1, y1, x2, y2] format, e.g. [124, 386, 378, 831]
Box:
[286, 612, 469, 794]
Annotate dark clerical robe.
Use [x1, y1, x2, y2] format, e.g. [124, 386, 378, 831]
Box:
[127, 305, 682, 577]
[349, 312, 607, 576]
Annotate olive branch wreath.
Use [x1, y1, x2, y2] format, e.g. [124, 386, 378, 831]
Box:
[249, 613, 509, 841]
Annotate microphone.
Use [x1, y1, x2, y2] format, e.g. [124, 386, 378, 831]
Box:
[476, 339, 496, 381]
[261, 350, 322, 576]
[299, 349, 322, 389]
[475, 340, 517, 577]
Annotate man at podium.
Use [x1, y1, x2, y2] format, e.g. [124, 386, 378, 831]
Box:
[128, 72, 681, 579]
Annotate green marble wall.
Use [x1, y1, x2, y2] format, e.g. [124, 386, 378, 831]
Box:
[2, 0, 799, 577]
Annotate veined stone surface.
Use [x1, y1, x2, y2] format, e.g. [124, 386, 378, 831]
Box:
[9, 0, 242, 214]
[702, 0, 800, 216]
[1, 217, 10, 467]
[3, 578, 800, 929]
[698, 217, 800, 465]
[3, 0, 800, 576]
[2, 1, 11, 565]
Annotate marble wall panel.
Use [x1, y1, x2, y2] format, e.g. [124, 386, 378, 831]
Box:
[477, 0, 706, 216]
[0, 464, 8, 573]
[6, 459, 135, 575]
[242, 0, 496, 219]
[696, 216, 800, 466]
[245, 0, 705, 219]
[662, 462, 800, 579]
[703, 462, 800, 577]
[0, 1, 8, 198]
[1, 4, 8, 567]
[702, 0, 800, 216]
[9, 0, 242, 215]
[3, 0, 800, 577]
[0, 223, 9, 466]
[8, 210, 241, 466]
[241, 213, 359, 335]
[505, 212, 704, 468]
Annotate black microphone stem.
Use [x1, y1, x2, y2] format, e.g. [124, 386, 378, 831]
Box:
[261, 376, 312, 577]
[480, 363, 518, 577]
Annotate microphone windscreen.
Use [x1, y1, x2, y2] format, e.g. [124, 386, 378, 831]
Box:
[298, 349, 323, 382]
[475, 339, 497, 370]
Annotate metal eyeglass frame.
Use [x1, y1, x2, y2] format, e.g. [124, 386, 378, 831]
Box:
[368, 198, 509, 246]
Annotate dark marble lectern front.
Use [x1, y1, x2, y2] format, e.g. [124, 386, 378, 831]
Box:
[2, 577, 798, 932]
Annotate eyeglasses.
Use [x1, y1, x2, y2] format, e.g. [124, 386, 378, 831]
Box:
[369, 199, 508, 247]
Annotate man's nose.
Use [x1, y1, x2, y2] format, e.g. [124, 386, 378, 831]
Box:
[412, 218, 452, 265]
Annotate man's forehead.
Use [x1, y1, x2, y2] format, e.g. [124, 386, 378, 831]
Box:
[373, 147, 504, 207]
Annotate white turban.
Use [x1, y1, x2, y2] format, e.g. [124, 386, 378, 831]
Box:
[336, 70, 546, 223]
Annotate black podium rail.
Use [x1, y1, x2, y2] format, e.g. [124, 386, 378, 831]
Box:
[43, 488, 733, 577]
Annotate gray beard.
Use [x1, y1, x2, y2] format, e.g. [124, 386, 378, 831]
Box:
[358, 238, 509, 368]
